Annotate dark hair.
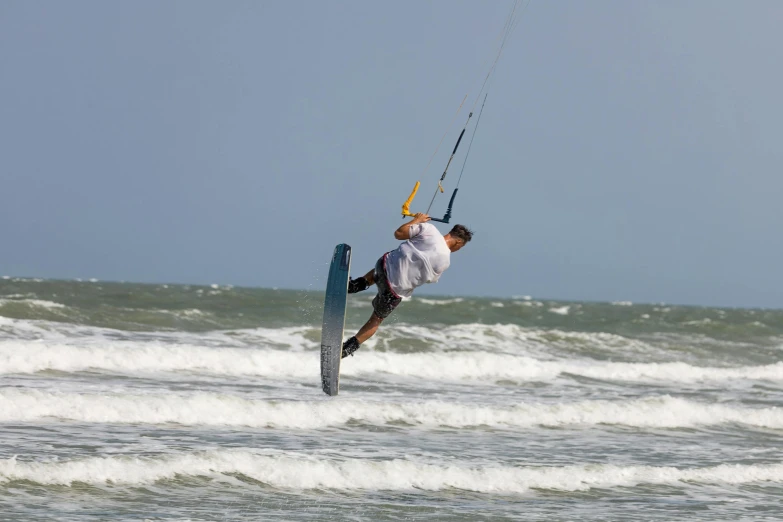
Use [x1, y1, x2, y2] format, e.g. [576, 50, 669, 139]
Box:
[449, 224, 473, 243]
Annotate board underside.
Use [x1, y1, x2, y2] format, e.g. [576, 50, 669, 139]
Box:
[320, 243, 351, 396]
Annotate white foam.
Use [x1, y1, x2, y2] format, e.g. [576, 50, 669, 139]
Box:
[372, 323, 652, 356]
[0, 341, 315, 378]
[415, 298, 464, 305]
[612, 301, 634, 306]
[0, 319, 316, 348]
[0, 299, 66, 310]
[683, 318, 713, 325]
[548, 306, 570, 315]
[515, 301, 544, 307]
[1, 450, 781, 492]
[1, 391, 781, 431]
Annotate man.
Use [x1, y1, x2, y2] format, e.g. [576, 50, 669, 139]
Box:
[342, 213, 473, 358]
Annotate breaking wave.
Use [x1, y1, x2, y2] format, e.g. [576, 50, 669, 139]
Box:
[2, 390, 781, 430]
[1, 450, 781, 492]
[2, 340, 782, 385]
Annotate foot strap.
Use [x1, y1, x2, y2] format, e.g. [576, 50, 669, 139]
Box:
[348, 277, 369, 294]
[341, 336, 360, 358]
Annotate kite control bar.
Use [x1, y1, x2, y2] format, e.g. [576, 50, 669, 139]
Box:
[401, 182, 457, 224]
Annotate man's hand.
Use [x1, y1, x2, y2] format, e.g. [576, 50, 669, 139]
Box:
[395, 213, 431, 240]
[411, 213, 431, 224]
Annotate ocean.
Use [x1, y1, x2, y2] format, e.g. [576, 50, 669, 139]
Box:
[0, 277, 782, 521]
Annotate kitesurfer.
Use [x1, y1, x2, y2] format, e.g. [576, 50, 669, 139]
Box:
[341, 213, 473, 358]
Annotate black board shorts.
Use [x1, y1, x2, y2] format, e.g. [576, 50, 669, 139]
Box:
[372, 254, 402, 320]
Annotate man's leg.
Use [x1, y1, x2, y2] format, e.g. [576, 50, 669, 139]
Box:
[344, 255, 401, 358]
[362, 269, 375, 286]
[356, 313, 383, 344]
[342, 312, 383, 358]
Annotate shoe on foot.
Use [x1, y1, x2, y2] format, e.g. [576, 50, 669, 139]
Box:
[348, 277, 369, 294]
[341, 336, 360, 358]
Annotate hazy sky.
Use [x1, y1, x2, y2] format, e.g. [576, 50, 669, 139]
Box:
[2, 1, 782, 308]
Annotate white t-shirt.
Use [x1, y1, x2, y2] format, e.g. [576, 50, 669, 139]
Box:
[384, 222, 451, 298]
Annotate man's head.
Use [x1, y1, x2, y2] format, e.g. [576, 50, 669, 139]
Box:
[444, 224, 473, 252]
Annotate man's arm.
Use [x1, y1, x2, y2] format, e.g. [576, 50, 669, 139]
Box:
[394, 213, 431, 240]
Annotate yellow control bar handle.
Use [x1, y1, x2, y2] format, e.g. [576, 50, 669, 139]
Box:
[401, 181, 420, 218]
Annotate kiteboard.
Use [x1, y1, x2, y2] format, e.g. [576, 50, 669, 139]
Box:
[320, 243, 351, 396]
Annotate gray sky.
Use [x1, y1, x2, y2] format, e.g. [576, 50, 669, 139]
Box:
[1, 1, 782, 308]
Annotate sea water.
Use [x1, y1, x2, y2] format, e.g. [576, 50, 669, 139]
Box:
[0, 278, 781, 521]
